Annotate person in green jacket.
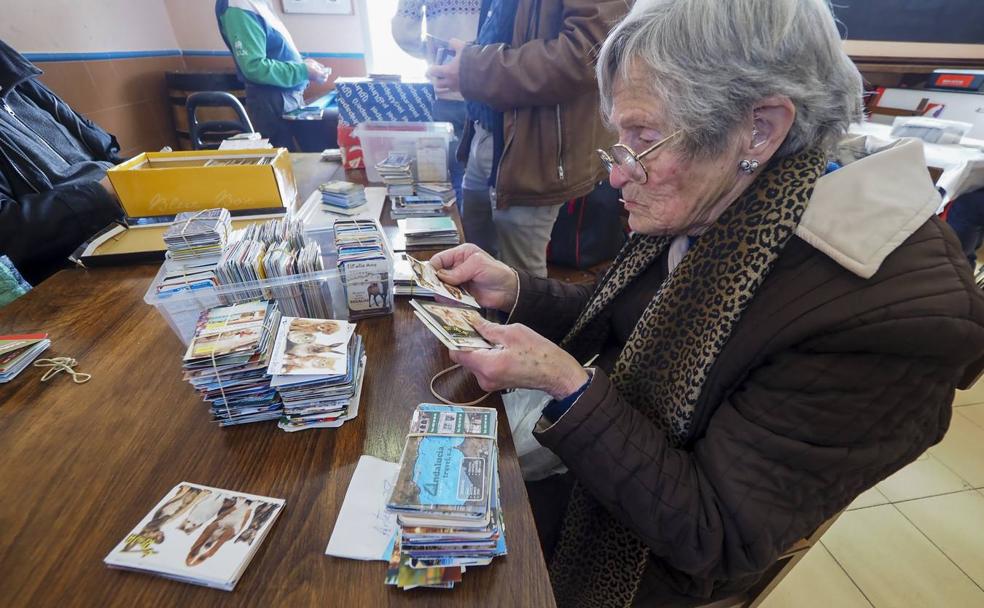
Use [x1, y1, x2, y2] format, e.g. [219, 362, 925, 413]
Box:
[215, 0, 329, 150]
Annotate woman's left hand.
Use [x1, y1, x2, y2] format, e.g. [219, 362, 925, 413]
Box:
[450, 320, 589, 400]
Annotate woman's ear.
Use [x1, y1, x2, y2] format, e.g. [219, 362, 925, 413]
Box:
[746, 95, 796, 163]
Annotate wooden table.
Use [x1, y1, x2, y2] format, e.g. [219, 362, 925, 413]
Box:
[0, 158, 556, 607]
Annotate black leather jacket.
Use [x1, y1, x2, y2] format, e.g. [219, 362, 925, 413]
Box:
[0, 39, 124, 284]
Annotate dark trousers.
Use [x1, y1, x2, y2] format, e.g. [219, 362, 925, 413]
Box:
[245, 88, 325, 153]
[947, 188, 984, 269]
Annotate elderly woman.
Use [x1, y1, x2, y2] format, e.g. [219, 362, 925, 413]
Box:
[430, 0, 984, 606]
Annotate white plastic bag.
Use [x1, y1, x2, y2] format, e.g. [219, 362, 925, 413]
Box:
[502, 389, 568, 481]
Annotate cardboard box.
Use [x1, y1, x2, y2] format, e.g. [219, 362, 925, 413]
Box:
[107, 148, 297, 218]
[334, 78, 435, 126]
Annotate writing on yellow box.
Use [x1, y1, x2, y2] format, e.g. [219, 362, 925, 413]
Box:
[107, 148, 297, 218]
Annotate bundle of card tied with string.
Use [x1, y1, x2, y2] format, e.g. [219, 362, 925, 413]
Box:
[267, 316, 366, 432]
[376, 152, 414, 197]
[389, 193, 447, 220]
[332, 219, 393, 320]
[215, 217, 332, 318]
[319, 180, 367, 216]
[157, 209, 231, 297]
[385, 404, 505, 590]
[182, 300, 283, 426]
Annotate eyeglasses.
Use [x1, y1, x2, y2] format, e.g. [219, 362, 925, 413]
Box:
[597, 130, 681, 184]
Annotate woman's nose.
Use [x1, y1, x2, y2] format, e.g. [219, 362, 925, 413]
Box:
[608, 163, 630, 189]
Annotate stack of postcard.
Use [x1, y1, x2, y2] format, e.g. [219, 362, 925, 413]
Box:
[333, 219, 393, 320]
[319, 181, 367, 215]
[397, 217, 459, 249]
[402, 255, 495, 350]
[266, 316, 367, 432]
[385, 404, 506, 590]
[0, 333, 51, 383]
[390, 194, 447, 219]
[104, 482, 283, 591]
[416, 182, 456, 205]
[394, 253, 435, 297]
[182, 300, 283, 426]
[376, 152, 414, 197]
[216, 218, 332, 318]
[410, 300, 493, 351]
[157, 209, 232, 297]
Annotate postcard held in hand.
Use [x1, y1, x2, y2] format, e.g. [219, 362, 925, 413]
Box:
[406, 255, 479, 308]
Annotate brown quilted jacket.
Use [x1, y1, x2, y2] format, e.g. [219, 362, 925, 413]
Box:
[456, 0, 629, 209]
[512, 216, 984, 600]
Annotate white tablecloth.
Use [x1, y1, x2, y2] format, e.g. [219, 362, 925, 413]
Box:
[848, 122, 984, 209]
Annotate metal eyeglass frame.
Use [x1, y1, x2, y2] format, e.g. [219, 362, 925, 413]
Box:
[596, 130, 682, 184]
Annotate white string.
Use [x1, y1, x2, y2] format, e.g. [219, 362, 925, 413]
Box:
[33, 358, 92, 384]
[429, 363, 492, 406]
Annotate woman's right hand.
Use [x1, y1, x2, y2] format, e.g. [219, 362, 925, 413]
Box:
[429, 244, 519, 312]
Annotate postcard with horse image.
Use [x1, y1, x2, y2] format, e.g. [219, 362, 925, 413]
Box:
[267, 316, 356, 376]
[406, 255, 479, 308]
[104, 482, 284, 591]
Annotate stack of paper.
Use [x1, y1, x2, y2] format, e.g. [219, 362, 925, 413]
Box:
[410, 301, 493, 351]
[0, 333, 51, 383]
[182, 300, 283, 426]
[385, 404, 506, 590]
[319, 181, 367, 215]
[394, 253, 435, 297]
[157, 209, 232, 297]
[333, 220, 393, 319]
[416, 182, 456, 205]
[390, 194, 447, 219]
[376, 152, 415, 197]
[104, 482, 284, 591]
[397, 217, 459, 249]
[267, 316, 367, 432]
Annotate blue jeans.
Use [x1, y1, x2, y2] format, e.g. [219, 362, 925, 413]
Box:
[947, 188, 984, 268]
[432, 98, 466, 209]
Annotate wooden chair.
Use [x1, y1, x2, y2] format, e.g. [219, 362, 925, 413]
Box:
[699, 511, 844, 608]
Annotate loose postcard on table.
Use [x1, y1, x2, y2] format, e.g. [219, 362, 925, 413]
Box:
[326, 455, 400, 561]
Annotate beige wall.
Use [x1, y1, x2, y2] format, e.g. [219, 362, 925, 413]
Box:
[164, 0, 366, 54]
[0, 0, 179, 53]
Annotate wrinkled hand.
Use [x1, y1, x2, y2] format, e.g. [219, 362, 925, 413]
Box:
[430, 244, 518, 312]
[450, 320, 589, 400]
[425, 38, 466, 95]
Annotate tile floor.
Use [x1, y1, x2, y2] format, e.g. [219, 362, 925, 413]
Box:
[760, 381, 984, 608]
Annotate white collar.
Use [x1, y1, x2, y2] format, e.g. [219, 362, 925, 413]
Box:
[795, 138, 941, 279]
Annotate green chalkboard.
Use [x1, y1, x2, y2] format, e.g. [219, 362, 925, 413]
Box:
[833, 1, 984, 45]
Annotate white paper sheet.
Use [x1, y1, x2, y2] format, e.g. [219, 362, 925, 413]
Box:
[325, 455, 399, 561]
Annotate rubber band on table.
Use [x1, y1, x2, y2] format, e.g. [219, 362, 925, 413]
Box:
[429, 363, 492, 407]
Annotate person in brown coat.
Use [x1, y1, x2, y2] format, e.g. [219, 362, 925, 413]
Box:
[427, 0, 629, 277]
[429, 0, 984, 605]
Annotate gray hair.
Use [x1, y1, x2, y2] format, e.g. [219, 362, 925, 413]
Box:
[597, 0, 864, 160]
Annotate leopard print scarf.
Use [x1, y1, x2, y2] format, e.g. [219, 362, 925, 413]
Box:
[549, 147, 827, 608]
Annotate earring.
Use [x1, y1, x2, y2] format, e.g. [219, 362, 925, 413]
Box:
[739, 159, 760, 174]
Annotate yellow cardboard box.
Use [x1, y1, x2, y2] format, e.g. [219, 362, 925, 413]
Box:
[107, 148, 297, 218]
